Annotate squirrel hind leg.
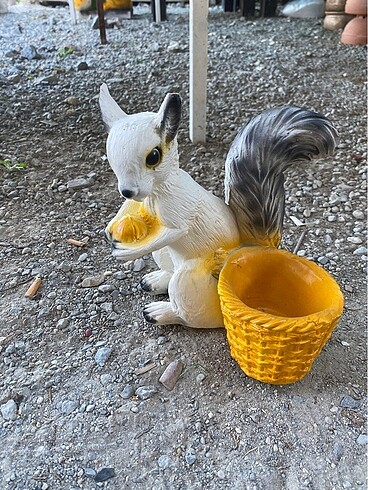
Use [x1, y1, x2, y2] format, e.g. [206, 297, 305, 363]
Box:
[143, 301, 184, 326]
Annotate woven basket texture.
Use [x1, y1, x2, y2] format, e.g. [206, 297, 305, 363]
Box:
[218, 247, 344, 385]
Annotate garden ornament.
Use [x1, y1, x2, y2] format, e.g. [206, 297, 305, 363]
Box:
[100, 84, 344, 384]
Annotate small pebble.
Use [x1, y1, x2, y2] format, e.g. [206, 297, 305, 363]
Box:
[98, 284, 114, 293]
[57, 318, 70, 330]
[94, 468, 116, 482]
[317, 256, 329, 265]
[356, 434, 367, 445]
[340, 395, 361, 410]
[135, 385, 158, 400]
[59, 261, 72, 272]
[185, 451, 196, 465]
[120, 384, 134, 399]
[133, 258, 146, 272]
[159, 360, 184, 391]
[95, 347, 112, 366]
[217, 469, 226, 479]
[100, 374, 113, 386]
[347, 237, 362, 244]
[352, 210, 364, 219]
[84, 467, 96, 478]
[77, 61, 89, 71]
[81, 274, 105, 288]
[158, 455, 171, 470]
[64, 96, 80, 106]
[60, 400, 79, 415]
[113, 271, 127, 280]
[67, 178, 94, 191]
[353, 246, 367, 255]
[1, 399, 17, 421]
[78, 253, 88, 262]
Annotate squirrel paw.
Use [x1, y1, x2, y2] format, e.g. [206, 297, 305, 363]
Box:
[140, 270, 172, 295]
[143, 301, 183, 326]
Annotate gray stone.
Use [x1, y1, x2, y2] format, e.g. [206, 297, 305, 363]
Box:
[185, 451, 196, 465]
[98, 284, 114, 293]
[120, 384, 134, 399]
[356, 434, 367, 445]
[57, 318, 70, 330]
[95, 347, 112, 366]
[94, 467, 115, 482]
[81, 274, 105, 288]
[77, 61, 89, 71]
[133, 258, 146, 272]
[100, 373, 113, 385]
[1, 399, 17, 421]
[4, 344, 15, 355]
[217, 469, 226, 479]
[67, 178, 94, 191]
[39, 74, 58, 85]
[340, 395, 361, 409]
[352, 210, 364, 219]
[100, 302, 113, 313]
[59, 261, 72, 272]
[21, 45, 40, 60]
[113, 271, 127, 280]
[60, 400, 79, 415]
[353, 246, 367, 255]
[78, 253, 88, 262]
[135, 385, 158, 400]
[64, 96, 80, 106]
[332, 442, 343, 461]
[158, 455, 171, 469]
[317, 256, 329, 265]
[84, 467, 96, 478]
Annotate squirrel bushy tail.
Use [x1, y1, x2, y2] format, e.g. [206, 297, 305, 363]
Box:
[224, 106, 339, 247]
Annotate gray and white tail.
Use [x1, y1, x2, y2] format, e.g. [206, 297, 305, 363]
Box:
[224, 106, 339, 247]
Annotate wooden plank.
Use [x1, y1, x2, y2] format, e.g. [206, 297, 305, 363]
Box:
[189, 0, 208, 143]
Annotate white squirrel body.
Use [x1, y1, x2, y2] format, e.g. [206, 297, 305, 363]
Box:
[110, 168, 240, 263]
[100, 84, 338, 329]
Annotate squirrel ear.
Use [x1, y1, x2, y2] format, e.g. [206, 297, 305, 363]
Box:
[99, 83, 127, 131]
[156, 93, 182, 144]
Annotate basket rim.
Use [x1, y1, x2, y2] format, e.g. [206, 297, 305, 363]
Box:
[218, 246, 344, 328]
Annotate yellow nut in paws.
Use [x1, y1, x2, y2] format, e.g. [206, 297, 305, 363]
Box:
[111, 215, 148, 243]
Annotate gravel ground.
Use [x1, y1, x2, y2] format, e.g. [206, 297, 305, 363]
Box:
[0, 3, 367, 489]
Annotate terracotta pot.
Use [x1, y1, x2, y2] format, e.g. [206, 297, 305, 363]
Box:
[341, 15, 367, 44]
[325, 0, 346, 11]
[324, 12, 354, 29]
[218, 247, 344, 385]
[345, 0, 367, 15]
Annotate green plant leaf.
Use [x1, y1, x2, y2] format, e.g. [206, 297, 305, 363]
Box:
[0, 159, 28, 170]
[58, 46, 75, 57]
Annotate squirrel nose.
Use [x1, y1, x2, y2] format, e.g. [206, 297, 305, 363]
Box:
[119, 188, 136, 199]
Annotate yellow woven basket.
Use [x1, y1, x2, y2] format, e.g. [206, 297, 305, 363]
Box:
[218, 247, 344, 385]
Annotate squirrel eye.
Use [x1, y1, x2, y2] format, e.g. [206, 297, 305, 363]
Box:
[146, 147, 162, 167]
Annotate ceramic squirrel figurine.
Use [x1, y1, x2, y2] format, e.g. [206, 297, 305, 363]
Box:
[99, 84, 338, 329]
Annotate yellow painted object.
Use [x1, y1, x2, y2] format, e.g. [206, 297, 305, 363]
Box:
[103, 0, 132, 10]
[218, 247, 344, 385]
[107, 201, 161, 248]
[73, 0, 132, 12]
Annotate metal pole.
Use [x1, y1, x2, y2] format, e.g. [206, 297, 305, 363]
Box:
[96, 0, 107, 45]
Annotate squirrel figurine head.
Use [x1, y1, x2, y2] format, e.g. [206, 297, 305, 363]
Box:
[99, 84, 182, 202]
